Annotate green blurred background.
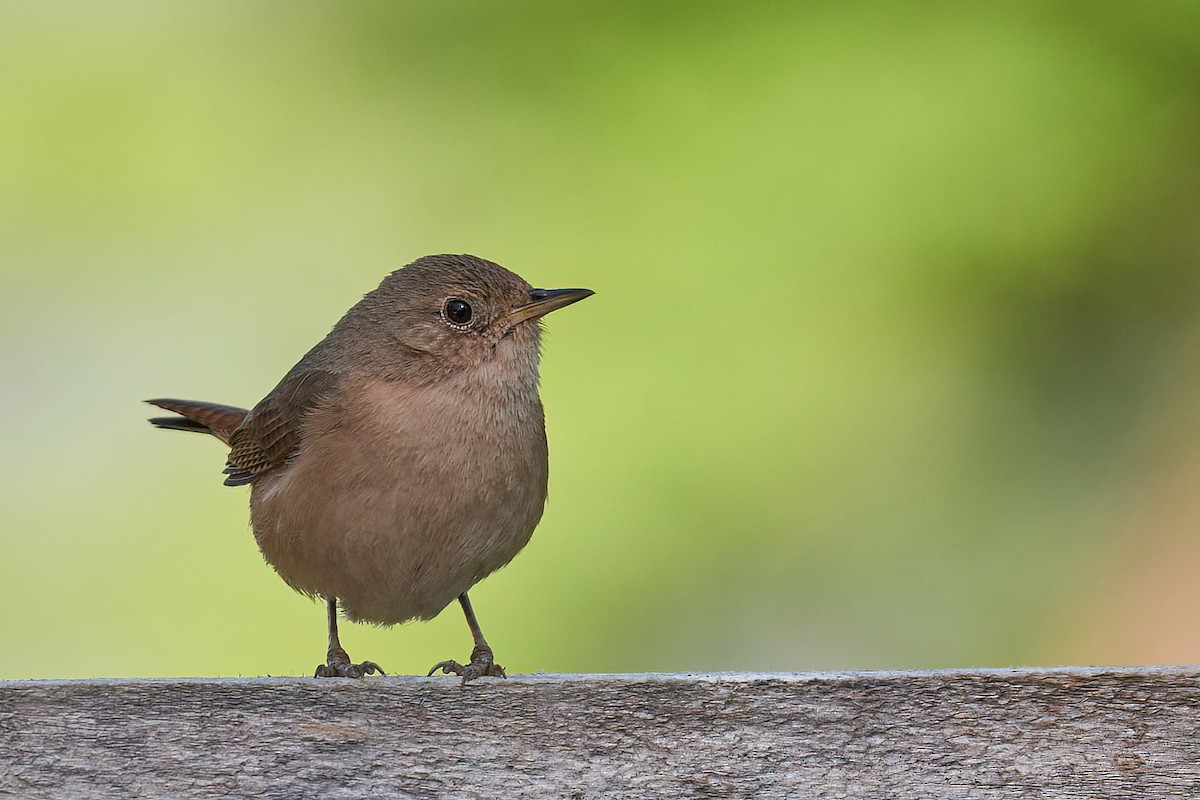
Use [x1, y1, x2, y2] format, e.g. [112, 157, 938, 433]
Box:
[3, 1, 1200, 679]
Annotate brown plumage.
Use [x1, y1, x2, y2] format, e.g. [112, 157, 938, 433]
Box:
[148, 254, 592, 681]
[147, 399, 247, 445]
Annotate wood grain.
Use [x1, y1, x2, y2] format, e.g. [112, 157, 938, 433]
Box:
[2, 668, 1199, 799]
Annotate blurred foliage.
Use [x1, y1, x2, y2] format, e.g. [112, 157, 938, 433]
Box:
[3, 1, 1200, 678]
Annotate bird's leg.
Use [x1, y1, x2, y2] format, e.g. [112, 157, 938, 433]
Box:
[314, 597, 385, 678]
[428, 592, 507, 684]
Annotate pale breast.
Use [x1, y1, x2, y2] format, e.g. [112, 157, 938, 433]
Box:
[249, 362, 548, 625]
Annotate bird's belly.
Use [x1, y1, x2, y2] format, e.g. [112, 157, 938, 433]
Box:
[249, 384, 548, 624]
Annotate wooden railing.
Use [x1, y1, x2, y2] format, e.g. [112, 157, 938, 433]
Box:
[2, 667, 1198, 798]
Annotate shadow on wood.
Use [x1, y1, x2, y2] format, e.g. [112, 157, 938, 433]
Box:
[2, 667, 1199, 798]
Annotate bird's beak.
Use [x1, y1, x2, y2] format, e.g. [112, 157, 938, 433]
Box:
[503, 287, 595, 327]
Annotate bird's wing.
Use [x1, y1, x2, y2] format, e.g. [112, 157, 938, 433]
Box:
[223, 369, 342, 487]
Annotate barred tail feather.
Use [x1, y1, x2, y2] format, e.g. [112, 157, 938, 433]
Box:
[146, 398, 248, 446]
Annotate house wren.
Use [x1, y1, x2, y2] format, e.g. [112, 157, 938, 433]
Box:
[148, 254, 592, 681]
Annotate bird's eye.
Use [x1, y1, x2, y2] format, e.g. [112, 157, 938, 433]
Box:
[442, 298, 473, 328]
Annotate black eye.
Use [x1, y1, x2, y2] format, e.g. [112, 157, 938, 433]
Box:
[443, 298, 473, 327]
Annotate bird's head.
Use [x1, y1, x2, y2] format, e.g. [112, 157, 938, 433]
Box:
[348, 254, 593, 382]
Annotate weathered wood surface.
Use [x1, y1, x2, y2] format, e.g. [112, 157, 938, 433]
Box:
[2, 667, 1199, 799]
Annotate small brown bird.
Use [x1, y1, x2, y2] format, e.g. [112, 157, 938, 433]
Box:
[148, 254, 592, 681]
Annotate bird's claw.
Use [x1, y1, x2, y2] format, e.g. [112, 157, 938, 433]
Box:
[314, 659, 385, 678]
[427, 646, 506, 685]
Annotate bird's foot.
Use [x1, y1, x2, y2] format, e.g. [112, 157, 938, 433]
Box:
[427, 645, 506, 685]
[315, 660, 384, 678]
[315, 646, 384, 678]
